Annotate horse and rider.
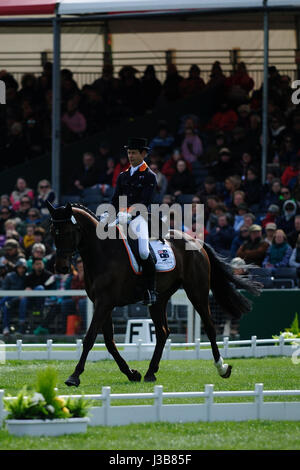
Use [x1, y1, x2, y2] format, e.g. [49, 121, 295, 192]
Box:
[47, 136, 261, 387]
[99, 137, 159, 307]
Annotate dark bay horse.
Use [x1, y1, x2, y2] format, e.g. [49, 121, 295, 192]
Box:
[47, 201, 260, 386]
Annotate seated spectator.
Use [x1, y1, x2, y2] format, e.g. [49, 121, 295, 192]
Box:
[289, 234, 300, 280]
[181, 127, 203, 163]
[237, 224, 269, 266]
[225, 62, 254, 103]
[118, 65, 143, 116]
[71, 152, 101, 194]
[0, 207, 14, 235]
[197, 176, 219, 204]
[167, 159, 196, 197]
[210, 148, 237, 182]
[264, 222, 277, 245]
[150, 163, 168, 201]
[15, 195, 33, 221]
[179, 64, 205, 99]
[281, 155, 300, 187]
[34, 179, 57, 218]
[0, 194, 14, 212]
[203, 131, 228, 166]
[10, 177, 34, 212]
[279, 186, 294, 208]
[60, 257, 87, 333]
[243, 212, 256, 229]
[263, 229, 293, 269]
[236, 104, 251, 129]
[161, 149, 192, 182]
[27, 243, 47, 272]
[242, 167, 262, 212]
[22, 224, 36, 252]
[61, 96, 87, 143]
[269, 114, 287, 149]
[161, 63, 183, 102]
[260, 178, 281, 212]
[206, 101, 238, 133]
[23, 258, 55, 323]
[0, 258, 27, 335]
[222, 176, 242, 208]
[235, 152, 255, 181]
[261, 204, 280, 229]
[0, 238, 25, 272]
[149, 121, 175, 159]
[276, 134, 297, 167]
[112, 153, 130, 187]
[140, 65, 162, 111]
[233, 203, 249, 232]
[98, 157, 115, 186]
[230, 224, 250, 258]
[206, 214, 235, 258]
[287, 214, 300, 248]
[276, 199, 298, 234]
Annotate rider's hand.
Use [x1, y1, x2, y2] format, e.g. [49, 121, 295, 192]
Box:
[117, 211, 132, 225]
[99, 211, 109, 223]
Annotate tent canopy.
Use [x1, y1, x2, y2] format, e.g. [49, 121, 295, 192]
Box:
[1, 0, 300, 17]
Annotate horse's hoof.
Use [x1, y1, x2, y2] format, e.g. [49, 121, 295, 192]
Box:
[220, 365, 232, 379]
[144, 374, 156, 382]
[128, 369, 142, 382]
[65, 375, 80, 387]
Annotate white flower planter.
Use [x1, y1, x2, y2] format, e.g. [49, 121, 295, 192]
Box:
[6, 417, 90, 436]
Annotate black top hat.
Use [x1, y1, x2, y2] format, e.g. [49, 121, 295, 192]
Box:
[124, 137, 150, 151]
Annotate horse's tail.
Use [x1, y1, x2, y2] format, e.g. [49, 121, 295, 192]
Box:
[203, 242, 261, 319]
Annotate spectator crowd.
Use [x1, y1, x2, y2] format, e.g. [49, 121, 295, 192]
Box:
[1, 59, 300, 338]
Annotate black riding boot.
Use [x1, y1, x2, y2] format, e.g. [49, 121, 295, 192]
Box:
[140, 253, 157, 306]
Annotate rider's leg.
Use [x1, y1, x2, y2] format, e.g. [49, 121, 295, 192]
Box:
[129, 215, 157, 305]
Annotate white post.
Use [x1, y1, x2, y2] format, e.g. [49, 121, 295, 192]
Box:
[47, 339, 53, 360]
[251, 336, 257, 357]
[0, 390, 4, 428]
[205, 384, 214, 422]
[255, 383, 264, 420]
[279, 334, 285, 355]
[16, 339, 22, 360]
[137, 339, 143, 361]
[154, 385, 163, 422]
[194, 312, 201, 342]
[165, 339, 171, 360]
[195, 338, 201, 360]
[102, 386, 111, 426]
[86, 299, 93, 331]
[223, 337, 229, 359]
[76, 339, 83, 360]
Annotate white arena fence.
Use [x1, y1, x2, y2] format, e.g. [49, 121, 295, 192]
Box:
[1, 335, 300, 361]
[0, 289, 198, 340]
[1, 383, 300, 427]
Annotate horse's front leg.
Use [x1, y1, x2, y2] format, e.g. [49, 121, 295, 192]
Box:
[144, 297, 170, 382]
[65, 301, 108, 387]
[102, 315, 141, 382]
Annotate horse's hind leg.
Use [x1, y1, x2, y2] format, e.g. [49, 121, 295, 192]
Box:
[102, 315, 141, 382]
[184, 286, 232, 379]
[144, 296, 170, 382]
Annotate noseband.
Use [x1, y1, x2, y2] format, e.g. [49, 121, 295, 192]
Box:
[51, 215, 81, 258]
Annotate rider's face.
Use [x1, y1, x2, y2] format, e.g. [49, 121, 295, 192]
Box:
[127, 149, 145, 167]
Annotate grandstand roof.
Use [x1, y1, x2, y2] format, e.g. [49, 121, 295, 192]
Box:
[1, 0, 300, 17]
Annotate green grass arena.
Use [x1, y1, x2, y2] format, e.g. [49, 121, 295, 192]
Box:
[0, 357, 299, 450]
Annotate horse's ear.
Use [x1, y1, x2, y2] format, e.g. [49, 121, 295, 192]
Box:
[46, 200, 55, 216]
[65, 202, 72, 217]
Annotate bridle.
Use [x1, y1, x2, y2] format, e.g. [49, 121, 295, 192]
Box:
[51, 215, 81, 258]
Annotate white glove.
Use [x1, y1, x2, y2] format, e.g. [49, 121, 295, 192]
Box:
[117, 211, 132, 225]
[99, 211, 109, 223]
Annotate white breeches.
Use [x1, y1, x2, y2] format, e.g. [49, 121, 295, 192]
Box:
[129, 214, 149, 260]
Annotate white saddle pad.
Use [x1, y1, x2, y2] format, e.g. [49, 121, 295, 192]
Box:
[117, 226, 176, 274]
